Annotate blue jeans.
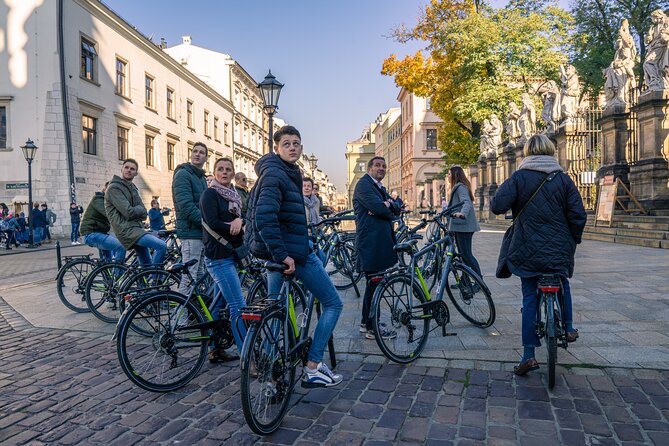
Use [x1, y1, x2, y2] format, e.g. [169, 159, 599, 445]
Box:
[132, 233, 167, 267]
[205, 256, 247, 353]
[84, 233, 126, 263]
[268, 252, 343, 364]
[33, 227, 43, 244]
[71, 223, 80, 242]
[520, 276, 573, 348]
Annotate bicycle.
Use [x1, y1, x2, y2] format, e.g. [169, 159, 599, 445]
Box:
[238, 261, 337, 435]
[535, 274, 568, 389]
[312, 214, 362, 294]
[55, 254, 100, 312]
[370, 203, 495, 364]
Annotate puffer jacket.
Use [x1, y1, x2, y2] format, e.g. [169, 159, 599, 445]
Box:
[104, 175, 148, 249]
[80, 192, 110, 236]
[491, 155, 587, 278]
[248, 153, 310, 264]
[172, 163, 207, 240]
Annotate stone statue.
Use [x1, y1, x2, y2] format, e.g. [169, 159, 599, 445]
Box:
[507, 102, 521, 146]
[643, 10, 669, 92]
[539, 80, 561, 134]
[518, 93, 536, 140]
[560, 64, 581, 123]
[479, 114, 503, 156]
[604, 19, 637, 108]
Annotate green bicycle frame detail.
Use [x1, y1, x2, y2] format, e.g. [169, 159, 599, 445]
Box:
[414, 266, 431, 302]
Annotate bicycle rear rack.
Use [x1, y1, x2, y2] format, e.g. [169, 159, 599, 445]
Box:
[538, 275, 561, 293]
[241, 298, 283, 322]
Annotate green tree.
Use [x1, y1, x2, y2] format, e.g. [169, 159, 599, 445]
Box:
[382, 0, 573, 166]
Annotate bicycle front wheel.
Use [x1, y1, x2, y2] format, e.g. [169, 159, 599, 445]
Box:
[371, 276, 430, 364]
[445, 264, 495, 328]
[56, 257, 96, 313]
[327, 241, 363, 290]
[117, 291, 208, 392]
[240, 311, 296, 435]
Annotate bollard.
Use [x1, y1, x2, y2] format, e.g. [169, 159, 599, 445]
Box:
[56, 240, 62, 270]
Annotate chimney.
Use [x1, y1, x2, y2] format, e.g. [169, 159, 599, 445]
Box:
[182, 35, 191, 45]
[160, 37, 167, 49]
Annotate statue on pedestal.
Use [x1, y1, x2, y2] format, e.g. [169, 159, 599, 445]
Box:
[540, 80, 561, 134]
[518, 93, 536, 140]
[604, 19, 637, 108]
[506, 102, 521, 146]
[560, 64, 581, 124]
[642, 10, 669, 92]
[479, 114, 503, 156]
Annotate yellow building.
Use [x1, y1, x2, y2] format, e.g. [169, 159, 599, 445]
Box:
[345, 125, 376, 207]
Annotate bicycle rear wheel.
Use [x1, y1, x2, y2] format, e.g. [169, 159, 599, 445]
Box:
[85, 263, 130, 323]
[120, 269, 180, 336]
[56, 257, 96, 313]
[445, 263, 495, 328]
[545, 296, 558, 389]
[327, 240, 363, 290]
[117, 291, 207, 392]
[371, 276, 430, 364]
[240, 311, 296, 435]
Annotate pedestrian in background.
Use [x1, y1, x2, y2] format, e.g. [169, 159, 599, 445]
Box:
[16, 212, 27, 245]
[43, 203, 56, 243]
[148, 199, 166, 235]
[81, 182, 126, 263]
[447, 166, 482, 278]
[2, 211, 20, 249]
[234, 172, 249, 217]
[69, 202, 84, 245]
[390, 190, 404, 210]
[31, 203, 46, 246]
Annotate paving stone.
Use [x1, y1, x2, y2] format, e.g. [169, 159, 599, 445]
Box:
[578, 413, 613, 437]
[399, 417, 429, 442]
[574, 398, 603, 415]
[377, 409, 407, 429]
[489, 406, 515, 424]
[360, 390, 389, 404]
[518, 401, 554, 421]
[613, 423, 644, 442]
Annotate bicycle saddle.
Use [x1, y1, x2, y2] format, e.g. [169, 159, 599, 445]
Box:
[166, 258, 198, 274]
[393, 239, 418, 253]
[157, 229, 177, 238]
[263, 261, 288, 273]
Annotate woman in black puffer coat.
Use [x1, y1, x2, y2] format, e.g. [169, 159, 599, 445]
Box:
[491, 134, 586, 376]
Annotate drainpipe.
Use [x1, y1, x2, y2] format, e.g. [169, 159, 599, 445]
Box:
[57, 0, 76, 203]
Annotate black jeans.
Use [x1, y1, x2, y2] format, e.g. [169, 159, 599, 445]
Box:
[454, 232, 482, 277]
[362, 272, 382, 330]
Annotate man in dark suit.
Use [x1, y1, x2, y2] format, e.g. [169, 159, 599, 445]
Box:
[353, 156, 401, 340]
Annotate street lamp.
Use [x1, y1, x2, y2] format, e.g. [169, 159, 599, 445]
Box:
[20, 139, 38, 248]
[307, 153, 318, 179]
[258, 70, 284, 153]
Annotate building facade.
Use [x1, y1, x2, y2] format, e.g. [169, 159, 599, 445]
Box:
[371, 107, 401, 193]
[0, 0, 234, 236]
[345, 125, 376, 207]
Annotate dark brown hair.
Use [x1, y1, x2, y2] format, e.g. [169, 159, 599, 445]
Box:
[449, 166, 474, 201]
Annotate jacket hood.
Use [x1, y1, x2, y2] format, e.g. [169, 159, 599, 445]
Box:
[95, 192, 105, 198]
[518, 155, 563, 174]
[110, 174, 137, 189]
[175, 163, 205, 177]
[255, 153, 301, 178]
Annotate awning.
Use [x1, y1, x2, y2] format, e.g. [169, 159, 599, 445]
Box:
[11, 195, 47, 204]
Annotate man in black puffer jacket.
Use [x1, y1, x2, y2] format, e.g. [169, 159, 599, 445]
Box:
[248, 125, 343, 389]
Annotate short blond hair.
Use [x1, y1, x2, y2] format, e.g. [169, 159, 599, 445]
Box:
[524, 134, 555, 157]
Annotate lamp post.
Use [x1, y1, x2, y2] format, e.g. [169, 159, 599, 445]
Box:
[258, 70, 284, 153]
[307, 153, 318, 180]
[20, 139, 38, 248]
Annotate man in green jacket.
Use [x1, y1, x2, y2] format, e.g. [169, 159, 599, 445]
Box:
[172, 142, 208, 296]
[105, 159, 166, 266]
[81, 182, 126, 262]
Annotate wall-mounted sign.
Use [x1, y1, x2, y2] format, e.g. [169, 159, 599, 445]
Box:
[5, 183, 28, 190]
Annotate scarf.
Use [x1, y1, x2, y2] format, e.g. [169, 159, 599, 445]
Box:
[518, 155, 563, 174]
[304, 194, 321, 226]
[210, 179, 242, 217]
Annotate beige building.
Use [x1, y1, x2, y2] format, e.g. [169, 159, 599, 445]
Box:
[345, 125, 377, 207]
[372, 107, 401, 194]
[0, 0, 234, 236]
[164, 38, 266, 185]
[397, 88, 445, 211]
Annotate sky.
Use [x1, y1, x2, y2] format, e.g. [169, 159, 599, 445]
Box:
[103, 0, 571, 191]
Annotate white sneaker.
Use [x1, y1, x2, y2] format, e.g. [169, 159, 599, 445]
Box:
[359, 323, 367, 333]
[301, 362, 343, 388]
[366, 327, 397, 340]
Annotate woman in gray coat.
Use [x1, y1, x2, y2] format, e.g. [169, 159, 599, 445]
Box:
[447, 166, 482, 277]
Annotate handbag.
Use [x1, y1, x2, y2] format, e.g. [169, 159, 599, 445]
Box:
[201, 220, 252, 269]
[496, 171, 560, 279]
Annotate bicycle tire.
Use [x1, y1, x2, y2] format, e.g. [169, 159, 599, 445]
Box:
[84, 263, 130, 323]
[371, 275, 430, 364]
[240, 311, 296, 435]
[445, 263, 495, 328]
[327, 241, 363, 290]
[56, 257, 97, 313]
[117, 291, 208, 392]
[546, 295, 558, 389]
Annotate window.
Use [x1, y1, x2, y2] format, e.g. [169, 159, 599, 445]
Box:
[145, 75, 155, 109]
[426, 129, 437, 150]
[145, 135, 155, 166]
[187, 143, 193, 159]
[115, 58, 127, 96]
[167, 142, 175, 171]
[0, 106, 6, 149]
[204, 111, 210, 136]
[82, 114, 97, 155]
[117, 126, 128, 160]
[166, 88, 175, 119]
[187, 100, 193, 128]
[358, 162, 366, 172]
[224, 122, 229, 144]
[214, 117, 220, 141]
[80, 37, 97, 81]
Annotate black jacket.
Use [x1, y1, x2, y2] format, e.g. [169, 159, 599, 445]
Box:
[200, 188, 244, 260]
[249, 153, 310, 264]
[354, 174, 400, 272]
[491, 168, 586, 278]
[69, 206, 84, 224]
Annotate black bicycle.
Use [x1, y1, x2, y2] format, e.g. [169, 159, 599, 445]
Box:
[536, 274, 568, 389]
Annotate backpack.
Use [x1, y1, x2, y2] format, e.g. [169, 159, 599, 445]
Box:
[46, 209, 57, 225]
[0, 219, 8, 231]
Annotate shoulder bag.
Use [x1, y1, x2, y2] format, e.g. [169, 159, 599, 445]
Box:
[201, 220, 252, 269]
[496, 170, 560, 278]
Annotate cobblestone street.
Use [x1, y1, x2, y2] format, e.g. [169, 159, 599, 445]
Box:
[1, 231, 669, 445]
